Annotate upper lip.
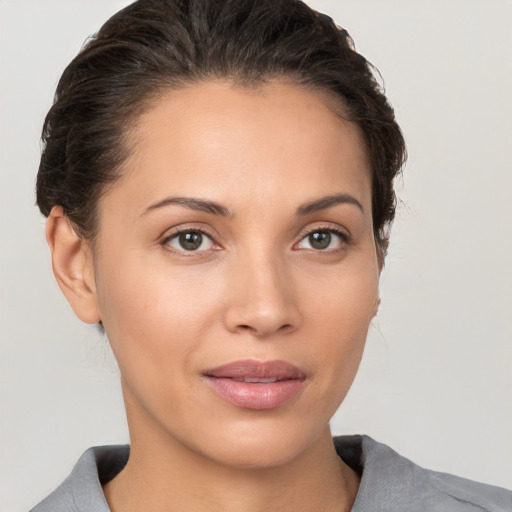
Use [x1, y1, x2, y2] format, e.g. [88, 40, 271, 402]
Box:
[204, 359, 306, 381]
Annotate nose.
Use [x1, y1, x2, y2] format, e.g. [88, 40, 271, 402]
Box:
[223, 253, 301, 338]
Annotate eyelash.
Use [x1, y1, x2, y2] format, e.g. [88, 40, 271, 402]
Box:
[161, 226, 219, 256]
[161, 225, 349, 255]
[295, 226, 349, 253]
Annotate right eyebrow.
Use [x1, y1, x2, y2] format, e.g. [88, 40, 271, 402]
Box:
[141, 196, 232, 217]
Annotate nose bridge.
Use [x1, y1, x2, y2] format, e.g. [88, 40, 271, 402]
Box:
[223, 244, 299, 337]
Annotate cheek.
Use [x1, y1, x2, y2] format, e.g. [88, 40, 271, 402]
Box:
[94, 254, 224, 371]
[298, 261, 378, 395]
[300, 256, 378, 334]
[94, 257, 229, 431]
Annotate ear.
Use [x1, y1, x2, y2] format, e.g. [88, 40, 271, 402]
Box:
[46, 206, 101, 324]
[372, 296, 381, 318]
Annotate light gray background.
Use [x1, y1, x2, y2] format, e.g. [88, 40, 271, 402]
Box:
[1, 0, 511, 510]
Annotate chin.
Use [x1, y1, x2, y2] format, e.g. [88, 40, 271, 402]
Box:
[186, 414, 331, 470]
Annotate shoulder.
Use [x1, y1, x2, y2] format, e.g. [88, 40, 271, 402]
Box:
[334, 435, 512, 512]
[29, 445, 129, 512]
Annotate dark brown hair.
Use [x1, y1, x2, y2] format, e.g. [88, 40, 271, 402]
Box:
[36, 0, 406, 264]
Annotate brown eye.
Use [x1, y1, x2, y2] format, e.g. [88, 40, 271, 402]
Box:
[179, 232, 203, 251]
[166, 230, 214, 252]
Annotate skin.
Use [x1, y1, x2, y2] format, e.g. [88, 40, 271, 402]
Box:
[47, 81, 380, 512]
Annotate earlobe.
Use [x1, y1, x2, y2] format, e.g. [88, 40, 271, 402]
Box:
[46, 206, 101, 324]
[373, 296, 381, 318]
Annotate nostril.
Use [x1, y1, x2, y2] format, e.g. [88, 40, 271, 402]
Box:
[235, 322, 295, 336]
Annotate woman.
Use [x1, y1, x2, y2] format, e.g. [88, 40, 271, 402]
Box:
[27, 0, 511, 510]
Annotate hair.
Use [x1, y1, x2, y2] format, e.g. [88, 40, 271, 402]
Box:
[36, 0, 406, 265]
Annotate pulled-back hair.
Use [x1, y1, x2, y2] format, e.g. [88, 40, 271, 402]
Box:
[36, 0, 406, 265]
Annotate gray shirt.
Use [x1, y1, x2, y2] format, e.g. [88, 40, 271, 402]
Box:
[30, 435, 512, 511]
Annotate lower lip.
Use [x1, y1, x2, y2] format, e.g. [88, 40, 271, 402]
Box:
[204, 377, 305, 410]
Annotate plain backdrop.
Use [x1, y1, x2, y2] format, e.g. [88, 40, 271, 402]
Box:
[1, 0, 511, 510]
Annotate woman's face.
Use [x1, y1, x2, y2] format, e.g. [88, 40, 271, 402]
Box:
[90, 81, 379, 468]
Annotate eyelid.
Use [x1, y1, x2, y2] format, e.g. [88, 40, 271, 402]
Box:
[158, 222, 350, 254]
[160, 224, 222, 253]
[297, 223, 350, 241]
[294, 224, 350, 251]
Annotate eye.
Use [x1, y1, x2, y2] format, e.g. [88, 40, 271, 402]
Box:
[296, 228, 347, 251]
[164, 230, 215, 252]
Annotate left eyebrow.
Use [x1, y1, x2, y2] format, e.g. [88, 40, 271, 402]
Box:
[296, 193, 364, 216]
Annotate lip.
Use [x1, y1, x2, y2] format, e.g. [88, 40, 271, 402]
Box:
[203, 359, 306, 411]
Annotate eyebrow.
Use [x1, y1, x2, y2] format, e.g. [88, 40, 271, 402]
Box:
[142, 197, 232, 217]
[296, 193, 364, 216]
[141, 192, 363, 218]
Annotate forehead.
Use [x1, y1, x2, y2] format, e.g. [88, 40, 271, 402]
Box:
[105, 80, 372, 218]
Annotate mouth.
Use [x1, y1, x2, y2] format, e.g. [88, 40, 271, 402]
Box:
[203, 360, 306, 411]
